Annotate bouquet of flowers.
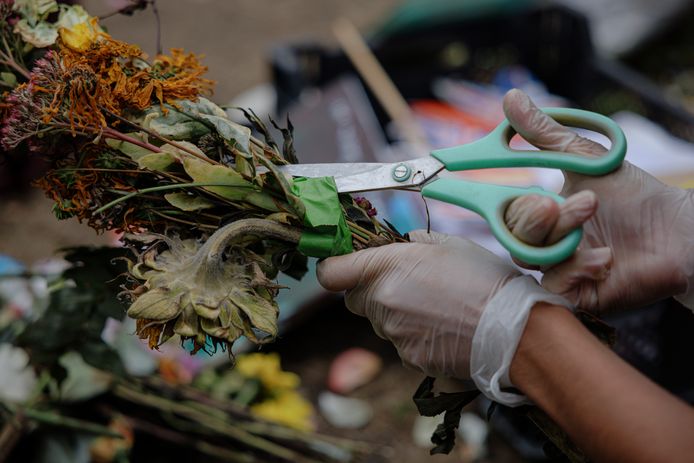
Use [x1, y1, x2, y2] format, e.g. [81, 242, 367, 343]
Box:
[1, 0, 403, 354]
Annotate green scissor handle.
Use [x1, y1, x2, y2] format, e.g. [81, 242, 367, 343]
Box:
[421, 108, 627, 265]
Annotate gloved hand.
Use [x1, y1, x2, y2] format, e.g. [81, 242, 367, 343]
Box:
[317, 230, 570, 406]
[503, 89, 694, 312]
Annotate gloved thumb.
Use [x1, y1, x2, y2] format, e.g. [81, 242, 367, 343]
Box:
[316, 246, 392, 292]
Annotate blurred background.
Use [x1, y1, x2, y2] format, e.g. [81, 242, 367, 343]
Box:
[2, 0, 694, 462]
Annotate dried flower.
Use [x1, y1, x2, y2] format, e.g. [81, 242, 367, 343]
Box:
[59, 16, 102, 52]
[125, 220, 301, 352]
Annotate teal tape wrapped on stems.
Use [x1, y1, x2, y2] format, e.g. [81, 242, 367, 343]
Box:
[290, 177, 354, 258]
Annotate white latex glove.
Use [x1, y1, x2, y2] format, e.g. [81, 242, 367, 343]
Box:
[503, 89, 694, 312]
[317, 230, 570, 406]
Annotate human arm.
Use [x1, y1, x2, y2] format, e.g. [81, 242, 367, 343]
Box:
[511, 302, 694, 463]
[317, 232, 694, 461]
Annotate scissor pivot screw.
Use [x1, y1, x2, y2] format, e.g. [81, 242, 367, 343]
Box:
[392, 163, 412, 182]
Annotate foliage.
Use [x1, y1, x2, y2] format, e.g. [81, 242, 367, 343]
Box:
[16, 247, 128, 382]
[0, 2, 402, 355]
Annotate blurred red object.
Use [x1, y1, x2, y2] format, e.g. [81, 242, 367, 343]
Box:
[328, 347, 382, 394]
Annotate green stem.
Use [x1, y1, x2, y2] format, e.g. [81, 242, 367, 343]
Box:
[113, 383, 301, 461]
[7, 406, 123, 438]
[150, 210, 217, 230]
[94, 182, 257, 214]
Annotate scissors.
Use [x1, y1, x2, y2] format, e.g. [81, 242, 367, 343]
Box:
[275, 108, 627, 265]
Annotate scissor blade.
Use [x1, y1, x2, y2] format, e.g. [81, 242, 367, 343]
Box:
[274, 157, 445, 193]
[274, 162, 388, 179]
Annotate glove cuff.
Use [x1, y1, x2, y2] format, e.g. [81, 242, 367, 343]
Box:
[673, 189, 694, 312]
[470, 275, 572, 407]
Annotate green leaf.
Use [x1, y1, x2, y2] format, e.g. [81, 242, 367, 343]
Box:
[182, 156, 256, 201]
[199, 114, 251, 153]
[137, 98, 228, 141]
[164, 192, 214, 211]
[105, 133, 154, 160]
[270, 116, 299, 164]
[1, 72, 17, 87]
[141, 109, 210, 140]
[244, 191, 281, 212]
[136, 151, 176, 170]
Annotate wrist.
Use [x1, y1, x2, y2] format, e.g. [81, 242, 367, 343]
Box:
[470, 277, 571, 406]
[509, 302, 580, 399]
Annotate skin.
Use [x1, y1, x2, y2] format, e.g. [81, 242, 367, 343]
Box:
[511, 303, 694, 463]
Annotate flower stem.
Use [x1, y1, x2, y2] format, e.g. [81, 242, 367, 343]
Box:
[102, 126, 162, 153]
[0, 35, 30, 80]
[94, 182, 257, 214]
[203, 218, 302, 263]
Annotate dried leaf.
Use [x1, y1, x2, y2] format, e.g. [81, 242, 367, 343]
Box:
[127, 287, 182, 320]
[413, 377, 480, 455]
[182, 156, 255, 201]
[137, 151, 176, 170]
[13, 19, 58, 48]
[199, 113, 251, 154]
[106, 133, 154, 160]
[164, 192, 214, 211]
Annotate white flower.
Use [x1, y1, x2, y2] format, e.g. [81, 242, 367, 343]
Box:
[0, 344, 37, 404]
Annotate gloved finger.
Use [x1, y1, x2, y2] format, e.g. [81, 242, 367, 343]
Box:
[505, 192, 597, 270]
[541, 246, 612, 305]
[546, 190, 598, 244]
[503, 89, 607, 157]
[504, 195, 560, 245]
[343, 286, 374, 320]
[316, 247, 387, 292]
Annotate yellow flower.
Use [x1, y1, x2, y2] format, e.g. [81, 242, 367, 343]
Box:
[236, 353, 300, 391]
[251, 390, 315, 432]
[59, 17, 102, 52]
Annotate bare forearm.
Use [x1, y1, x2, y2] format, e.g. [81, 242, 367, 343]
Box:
[510, 303, 694, 463]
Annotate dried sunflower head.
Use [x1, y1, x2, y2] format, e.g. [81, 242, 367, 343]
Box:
[125, 219, 301, 353]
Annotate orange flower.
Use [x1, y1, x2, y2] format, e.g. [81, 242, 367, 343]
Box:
[34, 36, 214, 133]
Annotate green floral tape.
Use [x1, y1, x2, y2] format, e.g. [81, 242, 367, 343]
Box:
[290, 177, 353, 258]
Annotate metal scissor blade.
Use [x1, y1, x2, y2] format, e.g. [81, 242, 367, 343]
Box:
[274, 157, 445, 193]
[273, 162, 390, 179]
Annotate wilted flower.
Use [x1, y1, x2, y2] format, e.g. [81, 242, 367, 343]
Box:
[58, 9, 104, 52]
[125, 221, 299, 352]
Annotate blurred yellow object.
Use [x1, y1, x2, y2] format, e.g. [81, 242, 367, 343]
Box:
[251, 389, 315, 432]
[236, 352, 300, 391]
